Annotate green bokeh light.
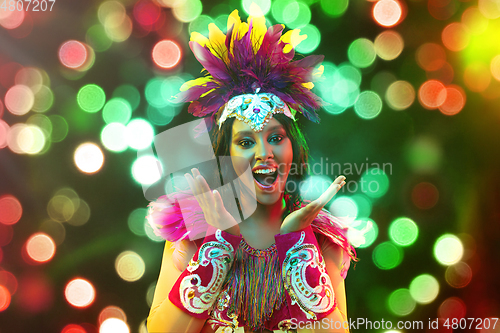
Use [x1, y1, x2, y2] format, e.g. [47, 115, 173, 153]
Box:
[214, 14, 229, 33]
[48, 115, 69, 142]
[351, 218, 378, 248]
[145, 78, 168, 108]
[77, 84, 106, 113]
[354, 91, 383, 119]
[32, 86, 54, 113]
[102, 98, 132, 124]
[284, 1, 311, 28]
[242, 0, 271, 16]
[360, 168, 390, 199]
[173, 0, 203, 23]
[372, 241, 403, 269]
[113, 84, 141, 111]
[272, 0, 295, 23]
[388, 288, 416, 316]
[409, 274, 439, 304]
[351, 194, 372, 218]
[348, 38, 377, 68]
[125, 119, 154, 150]
[329, 196, 358, 218]
[101, 123, 128, 152]
[188, 14, 214, 37]
[434, 234, 464, 266]
[145, 219, 165, 242]
[295, 24, 321, 54]
[128, 208, 148, 237]
[161, 76, 187, 107]
[389, 217, 419, 247]
[320, 0, 349, 17]
[406, 137, 442, 173]
[147, 105, 175, 126]
[86, 24, 112, 52]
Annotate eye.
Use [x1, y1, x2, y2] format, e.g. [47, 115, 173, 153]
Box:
[269, 135, 284, 143]
[238, 139, 254, 147]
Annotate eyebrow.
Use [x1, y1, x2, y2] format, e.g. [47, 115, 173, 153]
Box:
[233, 125, 285, 137]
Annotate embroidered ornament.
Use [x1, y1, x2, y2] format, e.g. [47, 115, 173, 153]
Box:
[218, 90, 295, 132]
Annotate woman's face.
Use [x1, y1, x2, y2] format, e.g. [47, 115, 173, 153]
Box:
[229, 117, 293, 205]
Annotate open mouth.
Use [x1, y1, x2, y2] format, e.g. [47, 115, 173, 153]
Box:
[253, 168, 278, 188]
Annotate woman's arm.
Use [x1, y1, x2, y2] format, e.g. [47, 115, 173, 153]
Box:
[313, 236, 350, 333]
[147, 240, 207, 333]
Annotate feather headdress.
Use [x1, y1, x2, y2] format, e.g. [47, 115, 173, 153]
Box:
[176, 8, 325, 128]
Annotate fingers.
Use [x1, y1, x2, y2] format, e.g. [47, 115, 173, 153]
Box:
[316, 175, 346, 207]
[212, 189, 224, 213]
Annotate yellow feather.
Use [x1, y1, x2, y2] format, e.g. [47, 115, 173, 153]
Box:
[280, 29, 307, 49]
[302, 82, 314, 90]
[208, 23, 227, 60]
[248, 12, 267, 53]
[313, 65, 324, 79]
[190, 32, 208, 47]
[227, 9, 241, 34]
[180, 77, 212, 91]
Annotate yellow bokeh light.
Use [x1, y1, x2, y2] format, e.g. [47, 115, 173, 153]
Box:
[115, 251, 146, 282]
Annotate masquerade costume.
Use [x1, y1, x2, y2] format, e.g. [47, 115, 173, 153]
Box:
[148, 8, 358, 332]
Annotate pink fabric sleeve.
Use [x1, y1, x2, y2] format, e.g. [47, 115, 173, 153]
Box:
[168, 228, 242, 319]
[274, 226, 336, 323]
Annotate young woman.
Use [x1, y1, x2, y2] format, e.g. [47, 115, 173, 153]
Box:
[146, 9, 357, 333]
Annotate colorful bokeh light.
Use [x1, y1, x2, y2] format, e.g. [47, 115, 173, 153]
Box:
[25, 233, 56, 263]
[65, 278, 96, 308]
[5, 84, 34, 116]
[77, 84, 106, 113]
[389, 217, 418, 247]
[385, 80, 415, 111]
[102, 98, 132, 124]
[74, 142, 105, 174]
[409, 274, 439, 304]
[115, 251, 146, 282]
[445, 262, 472, 288]
[388, 288, 416, 316]
[372, 241, 403, 270]
[348, 38, 376, 69]
[125, 119, 154, 150]
[418, 80, 447, 109]
[434, 234, 464, 266]
[100, 318, 130, 333]
[101, 123, 128, 152]
[152, 40, 182, 69]
[0, 195, 22, 225]
[373, 0, 402, 27]
[354, 91, 382, 119]
[374, 30, 404, 61]
[132, 155, 162, 185]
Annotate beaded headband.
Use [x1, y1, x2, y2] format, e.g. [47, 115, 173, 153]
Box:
[218, 90, 296, 132]
[176, 7, 325, 132]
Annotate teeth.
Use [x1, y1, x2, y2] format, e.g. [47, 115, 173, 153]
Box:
[254, 168, 276, 174]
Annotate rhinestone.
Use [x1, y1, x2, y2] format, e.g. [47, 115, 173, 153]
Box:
[188, 291, 195, 299]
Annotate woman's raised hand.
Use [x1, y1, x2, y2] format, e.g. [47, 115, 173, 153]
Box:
[280, 175, 346, 235]
[184, 168, 241, 236]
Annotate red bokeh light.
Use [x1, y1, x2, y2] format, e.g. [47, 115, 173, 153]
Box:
[426, 62, 454, 85]
[17, 273, 54, 313]
[442, 22, 470, 52]
[0, 270, 19, 295]
[61, 324, 87, 333]
[0, 224, 14, 246]
[439, 85, 466, 116]
[416, 43, 446, 71]
[0, 62, 23, 89]
[59, 40, 88, 69]
[0, 194, 22, 225]
[133, 0, 161, 27]
[152, 40, 182, 69]
[373, 0, 403, 27]
[412, 182, 439, 209]
[418, 80, 447, 109]
[65, 278, 96, 308]
[0, 285, 11, 312]
[25, 233, 57, 263]
[438, 297, 467, 320]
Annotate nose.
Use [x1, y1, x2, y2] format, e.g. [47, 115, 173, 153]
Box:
[254, 140, 274, 161]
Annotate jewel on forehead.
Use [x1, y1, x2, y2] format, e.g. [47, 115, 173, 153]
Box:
[218, 92, 296, 131]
